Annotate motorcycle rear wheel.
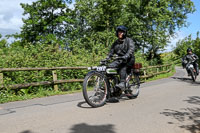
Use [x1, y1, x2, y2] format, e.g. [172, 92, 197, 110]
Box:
[126, 73, 140, 99]
[83, 71, 108, 108]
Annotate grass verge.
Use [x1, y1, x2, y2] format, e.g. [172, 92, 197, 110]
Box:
[144, 68, 176, 82]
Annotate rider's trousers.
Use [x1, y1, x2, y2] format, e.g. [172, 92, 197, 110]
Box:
[108, 57, 135, 82]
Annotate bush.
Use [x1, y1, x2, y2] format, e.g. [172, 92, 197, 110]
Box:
[0, 42, 163, 103]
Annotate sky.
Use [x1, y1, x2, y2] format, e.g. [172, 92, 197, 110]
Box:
[0, 0, 199, 52]
[0, 0, 34, 37]
[166, 0, 200, 51]
[0, 0, 74, 37]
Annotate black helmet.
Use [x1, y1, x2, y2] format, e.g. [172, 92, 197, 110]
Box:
[116, 25, 127, 38]
[187, 48, 192, 53]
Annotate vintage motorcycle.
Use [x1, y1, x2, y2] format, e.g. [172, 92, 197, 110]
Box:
[185, 60, 197, 82]
[82, 56, 142, 108]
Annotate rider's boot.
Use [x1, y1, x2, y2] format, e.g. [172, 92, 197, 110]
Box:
[115, 82, 125, 91]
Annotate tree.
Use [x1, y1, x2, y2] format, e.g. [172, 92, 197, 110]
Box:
[14, 0, 73, 46]
[123, 0, 195, 58]
[71, 0, 124, 52]
[10, 0, 196, 61]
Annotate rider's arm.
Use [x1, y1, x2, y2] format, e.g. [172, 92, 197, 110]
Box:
[107, 42, 116, 58]
[194, 54, 199, 60]
[122, 38, 135, 60]
[183, 55, 187, 62]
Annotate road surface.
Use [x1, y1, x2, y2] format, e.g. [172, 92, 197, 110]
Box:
[0, 67, 200, 133]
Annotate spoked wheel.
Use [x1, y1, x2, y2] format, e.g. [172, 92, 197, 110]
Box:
[83, 71, 108, 108]
[125, 73, 140, 99]
[190, 68, 197, 82]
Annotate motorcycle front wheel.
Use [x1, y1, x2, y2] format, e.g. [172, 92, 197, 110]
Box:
[83, 71, 108, 108]
[190, 68, 197, 82]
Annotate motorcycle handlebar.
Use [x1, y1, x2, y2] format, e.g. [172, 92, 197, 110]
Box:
[100, 55, 124, 65]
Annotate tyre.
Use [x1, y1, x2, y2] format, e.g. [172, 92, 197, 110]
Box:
[82, 71, 108, 107]
[190, 68, 196, 82]
[126, 73, 140, 99]
[194, 72, 197, 82]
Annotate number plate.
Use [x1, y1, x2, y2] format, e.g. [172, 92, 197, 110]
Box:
[88, 66, 106, 71]
[96, 66, 106, 71]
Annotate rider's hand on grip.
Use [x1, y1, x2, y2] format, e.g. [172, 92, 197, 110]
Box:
[121, 55, 128, 60]
[193, 57, 197, 61]
[100, 57, 109, 65]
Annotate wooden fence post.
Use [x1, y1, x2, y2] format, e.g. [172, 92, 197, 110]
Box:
[0, 73, 3, 85]
[169, 65, 171, 72]
[144, 70, 147, 82]
[52, 70, 59, 91]
[157, 67, 159, 77]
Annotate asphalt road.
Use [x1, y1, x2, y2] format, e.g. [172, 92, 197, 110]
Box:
[0, 67, 200, 133]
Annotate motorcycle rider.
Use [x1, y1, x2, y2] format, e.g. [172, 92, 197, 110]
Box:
[106, 25, 135, 91]
[182, 48, 199, 76]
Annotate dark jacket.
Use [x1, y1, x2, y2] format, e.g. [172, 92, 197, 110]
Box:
[108, 37, 135, 61]
[183, 53, 199, 63]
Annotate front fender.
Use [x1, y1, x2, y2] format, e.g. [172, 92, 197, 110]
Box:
[85, 70, 103, 76]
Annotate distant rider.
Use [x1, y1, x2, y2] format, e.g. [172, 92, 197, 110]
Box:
[182, 48, 199, 75]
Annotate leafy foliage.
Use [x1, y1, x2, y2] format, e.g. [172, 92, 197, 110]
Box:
[0, 34, 9, 49]
[9, 0, 195, 59]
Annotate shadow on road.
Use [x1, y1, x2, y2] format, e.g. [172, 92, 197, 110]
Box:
[77, 96, 132, 109]
[19, 130, 34, 133]
[161, 96, 200, 133]
[69, 123, 116, 133]
[171, 76, 200, 85]
[77, 101, 92, 108]
[184, 96, 200, 105]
